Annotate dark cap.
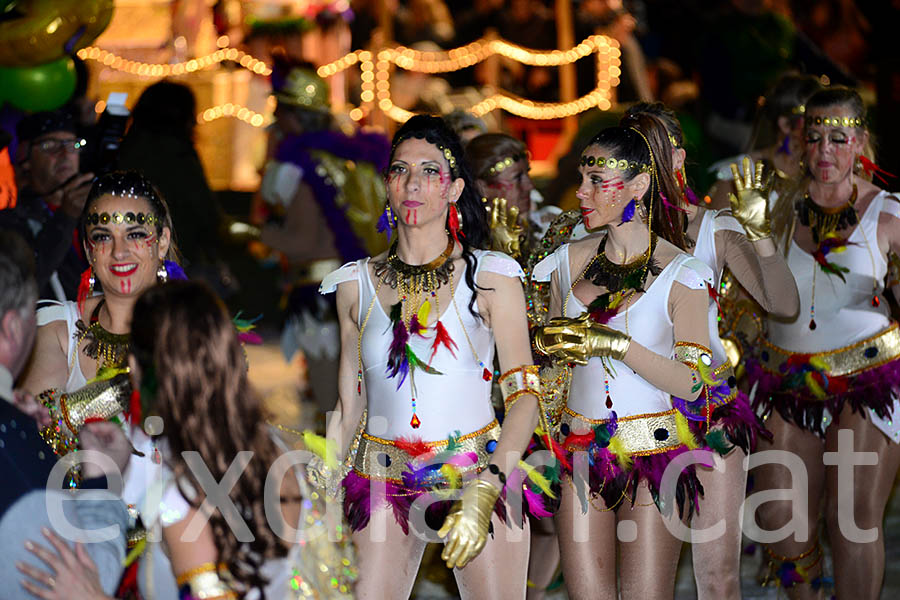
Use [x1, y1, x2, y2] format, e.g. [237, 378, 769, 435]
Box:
[16, 109, 77, 142]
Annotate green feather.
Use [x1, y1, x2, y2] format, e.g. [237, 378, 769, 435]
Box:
[389, 302, 402, 323]
[406, 345, 442, 375]
[704, 430, 734, 456]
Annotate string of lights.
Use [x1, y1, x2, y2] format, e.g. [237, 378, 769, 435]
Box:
[76, 46, 272, 77]
[196, 103, 271, 127]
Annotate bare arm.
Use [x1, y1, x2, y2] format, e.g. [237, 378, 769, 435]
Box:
[477, 271, 539, 485]
[620, 283, 711, 400]
[20, 321, 69, 394]
[324, 279, 366, 460]
[717, 228, 799, 319]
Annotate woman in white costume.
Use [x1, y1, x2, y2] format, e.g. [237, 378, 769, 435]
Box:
[316, 115, 545, 599]
[20, 170, 184, 598]
[747, 87, 900, 599]
[531, 125, 714, 599]
[623, 103, 800, 599]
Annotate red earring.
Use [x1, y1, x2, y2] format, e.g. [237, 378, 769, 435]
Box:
[448, 202, 465, 245]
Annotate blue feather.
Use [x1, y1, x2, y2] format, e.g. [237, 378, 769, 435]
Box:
[619, 198, 636, 225]
[376, 207, 394, 239]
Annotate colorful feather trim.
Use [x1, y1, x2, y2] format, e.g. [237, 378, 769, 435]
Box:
[233, 311, 263, 345]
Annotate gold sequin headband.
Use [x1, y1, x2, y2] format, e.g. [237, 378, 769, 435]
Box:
[805, 115, 863, 128]
[87, 211, 159, 226]
[391, 136, 459, 177]
[668, 134, 681, 149]
[791, 104, 806, 115]
[580, 154, 652, 173]
[483, 151, 528, 178]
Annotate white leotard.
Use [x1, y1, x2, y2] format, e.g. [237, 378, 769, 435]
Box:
[321, 250, 525, 441]
[533, 244, 713, 420]
[769, 190, 899, 353]
[691, 209, 746, 365]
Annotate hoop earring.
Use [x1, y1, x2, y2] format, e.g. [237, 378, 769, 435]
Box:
[157, 263, 168, 283]
[447, 202, 464, 245]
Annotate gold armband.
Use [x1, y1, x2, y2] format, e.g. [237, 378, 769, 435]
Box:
[498, 365, 541, 414]
[175, 563, 237, 600]
[674, 342, 717, 394]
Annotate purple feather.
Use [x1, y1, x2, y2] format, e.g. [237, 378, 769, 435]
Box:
[523, 486, 553, 518]
[684, 184, 700, 205]
[618, 198, 636, 225]
[409, 315, 426, 337]
[386, 321, 410, 386]
[777, 134, 791, 156]
[376, 207, 394, 239]
[164, 260, 188, 280]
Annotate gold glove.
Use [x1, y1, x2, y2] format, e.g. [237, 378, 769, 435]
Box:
[728, 157, 772, 241]
[534, 314, 631, 365]
[306, 454, 348, 502]
[438, 478, 501, 569]
[40, 373, 132, 456]
[487, 197, 524, 258]
[222, 217, 262, 243]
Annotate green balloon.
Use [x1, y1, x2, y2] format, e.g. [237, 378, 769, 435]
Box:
[0, 56, 75, 112]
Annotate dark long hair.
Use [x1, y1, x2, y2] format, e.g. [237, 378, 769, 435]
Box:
[131, 281, 285, 598]
[389, 115, 489, 316]
[80, 170, 180, 262]
[588, 122, 688, 250]
[130, 80, 197, 141]
[749, 73, 823, 151]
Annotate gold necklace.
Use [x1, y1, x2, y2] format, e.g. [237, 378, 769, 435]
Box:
[74, 300, 130, 370]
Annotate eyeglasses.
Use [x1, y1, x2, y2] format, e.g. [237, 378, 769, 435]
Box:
[34, 137, 87, 155]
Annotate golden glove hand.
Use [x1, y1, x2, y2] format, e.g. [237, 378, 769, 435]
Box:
[487, 197, 524, 258]
[222, 217, 262, 243]
[306, 454, 348, 502]
[534, 314, 631, 365]
[438, 478, 501, 569]
[728, 157, 772, 241]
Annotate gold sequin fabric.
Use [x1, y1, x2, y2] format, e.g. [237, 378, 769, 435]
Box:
[353, 420, 500, 484]
[561, 408, 685, 456]
[756, 323, 900, 379]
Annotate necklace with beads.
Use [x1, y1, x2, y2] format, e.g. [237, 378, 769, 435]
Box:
[798, 184, 881, 330]
[74, 300, 130, 370]
[361, 239, 491, 429]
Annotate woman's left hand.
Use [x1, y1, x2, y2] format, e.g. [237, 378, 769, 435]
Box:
[16, 528, 111, 600]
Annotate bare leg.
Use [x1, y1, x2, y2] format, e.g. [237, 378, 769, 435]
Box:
[453, 511, 531, 600]
[825, 406, 900, 600]
[554, 478, 617, 600]
[351, 505, 428, 599]
[526, 516, 559, 600]
[619, 483, 685, 599]
[751, 412, 825, 600]
[692, 448, 747, 600]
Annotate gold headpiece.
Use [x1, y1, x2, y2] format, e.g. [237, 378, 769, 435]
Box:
[580, 154, 651, 173]
[87, 212, 158, 227]
[274, 67, 330, 111]
[483, 152, 528, 178]
[805, 115, 863, 128]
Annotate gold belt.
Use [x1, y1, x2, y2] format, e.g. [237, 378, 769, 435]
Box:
[561, 408, 685, 457]
[713, 362, 738, 404]
[758, 323, 900, 378]
[353, 420, 500, 484]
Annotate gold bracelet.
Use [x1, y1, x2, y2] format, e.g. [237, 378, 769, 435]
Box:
[175, 563, 223, 587]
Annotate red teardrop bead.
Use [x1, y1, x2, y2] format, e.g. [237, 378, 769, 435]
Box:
[410, 414, 421, 428]
[483, 368, 492, 381]
[873, 296, 880, 307]
[605, 395, 613, 409]
[357, 381, 362, 394]
[808, 319, 817, 330]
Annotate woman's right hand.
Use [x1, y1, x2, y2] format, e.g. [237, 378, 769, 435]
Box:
[728, 157, 772, 241]
[534, 314, 632, 365]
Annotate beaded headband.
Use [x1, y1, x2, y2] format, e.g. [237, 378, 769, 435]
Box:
[87, 211, 159, 227]
[667, 134, 681, 149]
[579, 154, 651, 173]
[391, 135, 459, 178]
[791, 104, 806, 115]
[805, 115, 863, 128]
[482, 151, 528, 178]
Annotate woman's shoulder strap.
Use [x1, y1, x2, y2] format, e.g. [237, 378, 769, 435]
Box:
[319, 260, 364, 294]
[673, 254, 715, 290]
[476, 250, 526, 281]
[35, 300, 73, 327]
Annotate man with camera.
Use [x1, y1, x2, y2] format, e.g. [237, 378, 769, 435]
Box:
[0, 109, 94, 301]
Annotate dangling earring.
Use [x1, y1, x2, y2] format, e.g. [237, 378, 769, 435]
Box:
[157, 263, 168, 283]
[777, 134, 791, 155]
[447, 202, 464, 245]
[377, 201, 397, 238]
[77, 267, 94, 314]
[676, 167, 699, 205]
[619, 198, 637, 225]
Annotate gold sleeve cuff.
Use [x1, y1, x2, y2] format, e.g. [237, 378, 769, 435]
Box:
[61, 374, 132, 434]
[673, 341, 714, 368]
[175, 563, 237, 599]
[498, 365, 541, 414]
